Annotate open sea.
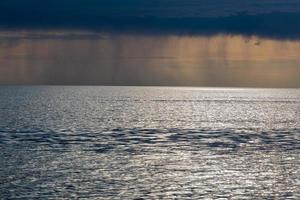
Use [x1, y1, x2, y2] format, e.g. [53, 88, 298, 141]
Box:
[0, 86, 299, 199]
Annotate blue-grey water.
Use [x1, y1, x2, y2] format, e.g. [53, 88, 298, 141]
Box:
[0, 86, 299, 199]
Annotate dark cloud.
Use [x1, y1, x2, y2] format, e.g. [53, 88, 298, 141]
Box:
[0, 31, 111, 41]
[1, 1, 300, 39]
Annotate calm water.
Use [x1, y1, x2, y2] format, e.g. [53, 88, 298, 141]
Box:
[0, 86, 299, 199]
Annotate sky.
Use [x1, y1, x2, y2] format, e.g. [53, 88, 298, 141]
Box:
[1, 0, 300, 87]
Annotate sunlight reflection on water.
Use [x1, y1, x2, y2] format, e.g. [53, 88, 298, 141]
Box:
[0, 86, 299, 199]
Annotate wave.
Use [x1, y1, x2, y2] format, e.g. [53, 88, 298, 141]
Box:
[1, 128, 299, 152]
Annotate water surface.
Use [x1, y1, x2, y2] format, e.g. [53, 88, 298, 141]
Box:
[0, 86, 299, 199]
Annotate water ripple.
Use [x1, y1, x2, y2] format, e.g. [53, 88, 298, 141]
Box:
[0, 87, 299, 199]
[0, 128, 299, 152]
[1, 128, 299, 199]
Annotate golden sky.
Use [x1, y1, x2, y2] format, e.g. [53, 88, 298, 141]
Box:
[0, 31, 300, 87]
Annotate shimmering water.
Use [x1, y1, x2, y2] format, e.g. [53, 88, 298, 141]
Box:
[0, 86, 299, 199]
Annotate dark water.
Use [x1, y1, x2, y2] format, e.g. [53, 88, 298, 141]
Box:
[0, 86, 299, 199]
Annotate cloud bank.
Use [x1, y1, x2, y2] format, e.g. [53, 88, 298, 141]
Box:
[1, 0, 300, 39]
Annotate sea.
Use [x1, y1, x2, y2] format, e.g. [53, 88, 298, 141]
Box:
[0, 86, 299, 199]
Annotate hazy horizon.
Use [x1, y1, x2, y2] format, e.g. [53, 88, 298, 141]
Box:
[1, 31, 300, 87]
